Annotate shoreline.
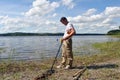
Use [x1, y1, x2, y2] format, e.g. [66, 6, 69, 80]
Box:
[0, 40, 120, 80]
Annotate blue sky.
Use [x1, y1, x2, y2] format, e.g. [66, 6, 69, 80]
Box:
[0, 0, 120, 33]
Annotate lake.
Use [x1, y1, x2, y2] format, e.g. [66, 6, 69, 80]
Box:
[0, 35, 119, 60]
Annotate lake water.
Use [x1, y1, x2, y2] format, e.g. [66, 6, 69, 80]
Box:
[0, 35, 119, 60]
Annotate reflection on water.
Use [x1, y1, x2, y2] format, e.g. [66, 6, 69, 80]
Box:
[0, 36, 119, 60]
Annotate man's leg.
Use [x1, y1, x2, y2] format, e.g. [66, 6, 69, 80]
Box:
[57, 42, 67, 68]
[67, 52, 73, 67]
[65, 39, 73, 69]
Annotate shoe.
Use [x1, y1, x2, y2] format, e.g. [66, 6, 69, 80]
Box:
[64, 65, 71, 69]
[56, 64, 65, 69]
[56, 65, 61, 69]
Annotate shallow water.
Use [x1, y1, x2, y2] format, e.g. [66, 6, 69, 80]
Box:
[0, 35, 119, 60]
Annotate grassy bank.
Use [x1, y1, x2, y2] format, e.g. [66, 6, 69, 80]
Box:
[0, 39, 120, 80]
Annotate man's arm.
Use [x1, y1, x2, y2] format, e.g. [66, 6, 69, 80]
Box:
[62, 27, 76, 41]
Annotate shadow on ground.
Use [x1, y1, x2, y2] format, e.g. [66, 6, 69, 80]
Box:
[72, 63, 119, 70]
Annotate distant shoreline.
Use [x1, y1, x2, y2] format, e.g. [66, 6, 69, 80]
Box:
[0, 32, 106, 36]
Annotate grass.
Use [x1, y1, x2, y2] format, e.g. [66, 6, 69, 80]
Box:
[92, 41, 120, 59]
[0, 59, 53, 80]
[0, 38, 120, 80]
[73, 40, 120, 66]
[0, 60, 51, 74]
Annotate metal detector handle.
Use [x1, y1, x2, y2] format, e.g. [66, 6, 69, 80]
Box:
[50, 43, 62, 70]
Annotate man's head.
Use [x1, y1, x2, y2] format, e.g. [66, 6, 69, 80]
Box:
[60, 17, 68, 25]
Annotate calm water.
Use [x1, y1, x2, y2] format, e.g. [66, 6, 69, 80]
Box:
[0, 35, 119, 60]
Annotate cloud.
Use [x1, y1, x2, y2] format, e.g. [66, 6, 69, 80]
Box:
[104, 7, 120, 19]
[0, 0, 61, 33]
[25, 0, 59, 16]
[52, 13, 57, 17]
[61, 0, 75, 9]
[24, 0, 75, 17]
[0, 0, 120, 34]
[83, 8, 97, 16]
[104, 7, 120, 16]
[68, 14, 104, 23]
[0, 0, 75, 33]
[68, 7, 120, 33]
[0, 14, 61, 33]
[0, 16, 33, 32]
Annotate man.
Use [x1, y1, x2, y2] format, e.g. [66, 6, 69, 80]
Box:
[57, 17, 76, 69]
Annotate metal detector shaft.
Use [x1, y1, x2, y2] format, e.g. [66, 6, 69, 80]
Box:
[50, 43, 62, 71]
[34, 43, 62, 80]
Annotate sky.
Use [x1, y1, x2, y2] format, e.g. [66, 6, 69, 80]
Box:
[0, 0, 120, 34]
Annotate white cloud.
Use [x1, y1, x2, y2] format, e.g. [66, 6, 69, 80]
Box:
[52, 13, 57, 17]
[68, 13, 104, 23]
[0, 0, 61, 33]
[83, 8, 97, 16]
[25, 0, 59, 16]
[102, 18, 112, 24]
[104, 7, 120, 15]
[0, 16, 32, 33]
[68, 7, 120, 33]
[0, 0, 120, 34]
[0, 14, 61, 33]
[61, 0, 75, 9]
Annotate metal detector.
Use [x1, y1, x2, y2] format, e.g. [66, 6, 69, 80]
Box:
[35, 43, 62, 80]
[47, 43, 62, 74]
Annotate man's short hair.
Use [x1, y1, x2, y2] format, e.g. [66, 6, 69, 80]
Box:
[60, 17, 67, 22]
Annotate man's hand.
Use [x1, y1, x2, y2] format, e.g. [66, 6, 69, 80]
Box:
[60, 38, 64, 43]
